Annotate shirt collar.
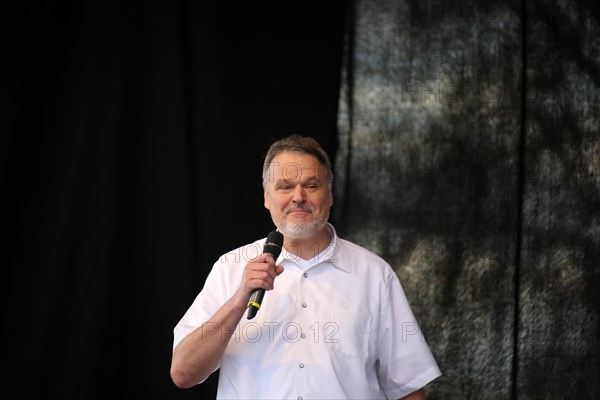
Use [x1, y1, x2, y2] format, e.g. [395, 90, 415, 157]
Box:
[280, 223, 351, 273]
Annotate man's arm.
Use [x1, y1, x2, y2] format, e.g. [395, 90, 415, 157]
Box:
[400, 388, 426, 400]
[170, 253, 284, 388]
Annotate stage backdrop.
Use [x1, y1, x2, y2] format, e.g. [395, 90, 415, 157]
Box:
[4, 1, 599, 399]
[335, 0, 599, 399]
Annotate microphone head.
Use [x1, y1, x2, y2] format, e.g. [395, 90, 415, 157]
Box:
[263, 230, 284, 259]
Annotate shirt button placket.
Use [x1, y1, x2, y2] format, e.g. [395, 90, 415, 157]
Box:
[297, 269, 309, 400]
[301, 272, 308, 309]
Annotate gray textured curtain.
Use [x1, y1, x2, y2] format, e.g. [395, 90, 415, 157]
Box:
[335, 0, 599, 399]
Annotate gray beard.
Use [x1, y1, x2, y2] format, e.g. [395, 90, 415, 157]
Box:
[276, 215, 329, 240]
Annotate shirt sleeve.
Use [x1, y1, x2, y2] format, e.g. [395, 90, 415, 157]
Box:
[172, 259, 230, 351]
[376, 271, 442, 399]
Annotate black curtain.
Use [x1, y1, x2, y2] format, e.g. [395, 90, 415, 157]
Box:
[3, 2, 347, 399]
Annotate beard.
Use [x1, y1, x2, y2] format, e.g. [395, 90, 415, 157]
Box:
[275, 206, 330, 240]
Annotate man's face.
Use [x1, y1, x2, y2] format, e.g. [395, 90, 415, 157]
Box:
[264, 151, 333, 240]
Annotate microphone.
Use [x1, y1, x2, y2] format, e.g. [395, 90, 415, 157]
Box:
[246, 230, 284, 319]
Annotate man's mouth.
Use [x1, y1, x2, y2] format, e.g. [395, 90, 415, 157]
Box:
[287, 207, 311, 215]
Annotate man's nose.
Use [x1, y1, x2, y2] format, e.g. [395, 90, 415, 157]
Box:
[292, 185, 306, 203]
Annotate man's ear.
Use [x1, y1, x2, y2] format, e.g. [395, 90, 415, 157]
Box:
[264, 191, 270, 210]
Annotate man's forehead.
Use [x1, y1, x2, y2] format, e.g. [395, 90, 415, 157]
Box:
[267, 154, 323, 180]
[271, 162, 320, 178]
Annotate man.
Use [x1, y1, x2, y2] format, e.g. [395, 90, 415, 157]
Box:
[171, 135, 441, 399]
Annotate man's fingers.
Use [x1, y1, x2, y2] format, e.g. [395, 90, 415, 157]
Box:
[275, 264, 284, 276]
[247, 253, 272, 265]
[243, 260, 282, 292]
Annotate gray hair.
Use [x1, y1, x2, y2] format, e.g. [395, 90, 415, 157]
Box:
[262, 135, 333, 189]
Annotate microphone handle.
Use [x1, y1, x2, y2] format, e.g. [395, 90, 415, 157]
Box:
[246, 230, 283, 320]
[246, 289, 265, 319]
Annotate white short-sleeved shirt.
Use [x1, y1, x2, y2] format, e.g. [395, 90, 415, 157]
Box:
[173, 224, 441, 399]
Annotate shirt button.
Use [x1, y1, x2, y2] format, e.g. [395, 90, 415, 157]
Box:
[303, 272, 308, 278]
[299, 363, 305, 368]
[298, 397, 303, 400]
[301, 302, 307, 308]
[301, 333, 306, 339]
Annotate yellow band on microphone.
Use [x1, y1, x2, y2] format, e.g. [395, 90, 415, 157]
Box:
[247, 301, 261, 309]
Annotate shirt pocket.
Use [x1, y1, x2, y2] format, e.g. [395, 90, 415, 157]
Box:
[329, 292, 372, 359]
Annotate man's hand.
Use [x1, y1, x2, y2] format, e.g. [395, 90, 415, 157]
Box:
[235, 252, 284, 304]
